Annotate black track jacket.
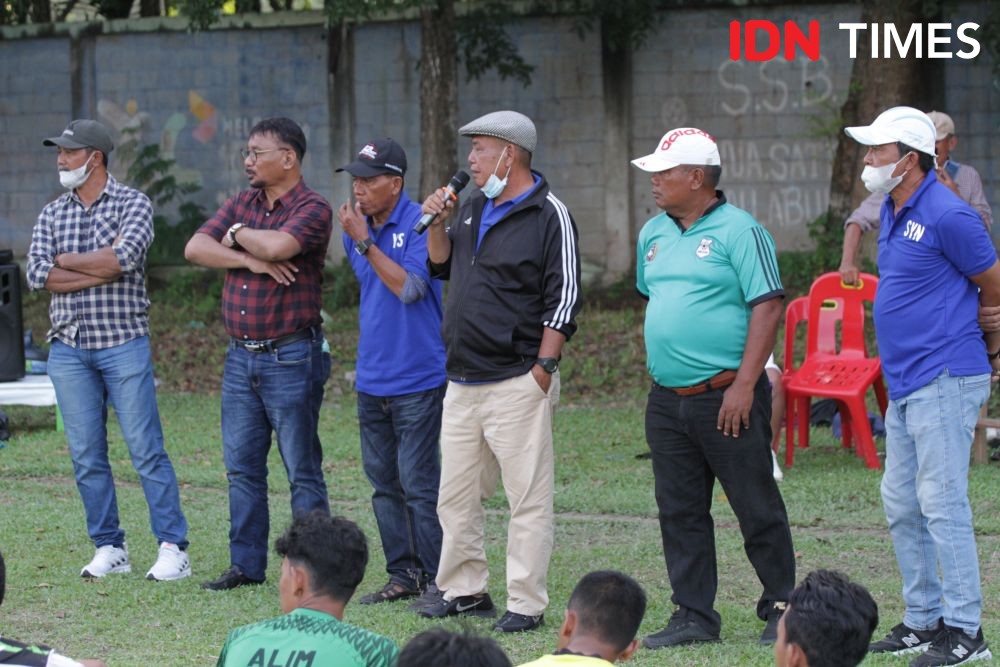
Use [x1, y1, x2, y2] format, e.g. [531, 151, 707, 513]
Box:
[428, 171, 582, 383]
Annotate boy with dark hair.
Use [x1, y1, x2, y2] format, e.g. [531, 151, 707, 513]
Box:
[774, 570, 878, 667]
[398, 629, 512, 667]
[519, 571, 647, 666]
[215, 512, 398, 667]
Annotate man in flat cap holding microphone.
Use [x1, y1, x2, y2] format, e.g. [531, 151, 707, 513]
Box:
[415, 110, 582, 633]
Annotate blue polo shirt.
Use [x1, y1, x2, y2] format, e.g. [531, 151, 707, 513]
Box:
[343, 192, 446, 396]
[873, 170, 997, 399]
[477, 174, 541, 251]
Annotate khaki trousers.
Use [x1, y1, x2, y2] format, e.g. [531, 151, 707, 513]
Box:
[436, 370, 560, 616]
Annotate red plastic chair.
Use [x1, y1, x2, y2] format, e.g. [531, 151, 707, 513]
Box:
[781, 272, 888, 469]
[780, 296, 850, 464]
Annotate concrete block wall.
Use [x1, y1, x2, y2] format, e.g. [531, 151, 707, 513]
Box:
[1, 3, 997, 275]
[0, 39, 73, 252]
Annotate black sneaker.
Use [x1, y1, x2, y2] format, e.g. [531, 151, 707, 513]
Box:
[417, 593, 497, 619]
[408, 583, 443, 612]
[200, 566, 265, 591]
[909, 626, 991, 666]
[759, 602, 787, 646]
[870, 620, 944, 655]
[358, 579, 422, 605]
[494, 611, 544, 633]
[642, 611, 720, 649]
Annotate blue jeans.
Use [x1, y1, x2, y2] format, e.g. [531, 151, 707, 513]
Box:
[48, 336, 188, 549]
[221, 331, 330, 580]
[357, 384, 445, 587]
[881, 370, 990, 635]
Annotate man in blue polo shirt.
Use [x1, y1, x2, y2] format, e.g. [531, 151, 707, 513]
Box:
[846, 107, 1000, 667]
[337, 138, 447, 605]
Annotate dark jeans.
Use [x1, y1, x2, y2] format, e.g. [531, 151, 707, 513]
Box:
[357, 384, 446, 587]
[645, 374, 795, 635]
[221, 330, 330, 580]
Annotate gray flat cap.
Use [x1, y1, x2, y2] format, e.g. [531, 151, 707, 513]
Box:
[459, 110, 537, 153]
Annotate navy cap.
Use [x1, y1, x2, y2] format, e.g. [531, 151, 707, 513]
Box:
[337, 138, 407, 178]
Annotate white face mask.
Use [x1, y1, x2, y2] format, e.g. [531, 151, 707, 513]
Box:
[861, 152, 911, 195]
[59, 153, 96, 190]
[481, 146, 512, 200]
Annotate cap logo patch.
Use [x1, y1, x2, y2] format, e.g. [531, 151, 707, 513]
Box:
[660, 128, 715, 152]
[359, 144, 378, 160]
[696, 238, 714, 259]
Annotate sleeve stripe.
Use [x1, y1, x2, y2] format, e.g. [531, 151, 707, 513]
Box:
[544, 192, 579, 330]
[751, 227, 782, 293]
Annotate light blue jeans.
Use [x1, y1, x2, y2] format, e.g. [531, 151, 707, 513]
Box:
[881, 370, 990, 635]
[48, 336, 189, 549]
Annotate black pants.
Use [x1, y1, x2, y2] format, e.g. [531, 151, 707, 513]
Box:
[645, 374, 795, 635]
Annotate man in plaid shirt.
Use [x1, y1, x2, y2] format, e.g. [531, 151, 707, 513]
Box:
[185, 117, 333, 591]
[26, 119, 191, 582]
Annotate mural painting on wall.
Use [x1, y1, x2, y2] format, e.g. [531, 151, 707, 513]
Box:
[98, 93, 315, 209]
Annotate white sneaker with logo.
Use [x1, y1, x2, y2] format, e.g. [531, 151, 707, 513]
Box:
[81, 544, 131, 578]
[146, 542, 191, 581]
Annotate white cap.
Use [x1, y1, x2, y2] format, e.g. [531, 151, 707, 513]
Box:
[631, 128, 720, 172]
[844, 106, 937, 156]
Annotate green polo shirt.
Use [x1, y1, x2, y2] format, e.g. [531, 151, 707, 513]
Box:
[216, 608, 398, 667]
[636, 194, 783, 387]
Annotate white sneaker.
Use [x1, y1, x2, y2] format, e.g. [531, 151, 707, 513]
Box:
[146, 542, 191, 581]
[771, 449, 784, 482]
[81, 544, 131, 578]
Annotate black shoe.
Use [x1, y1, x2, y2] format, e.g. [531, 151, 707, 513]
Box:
[200, 566, 265, 591]
[408, 583, 443, 611]
[358, 579, 422, 605]
[494, 611, 544, 633]
[417, 592, 497, 619]
[642, 612, 720, 649]
[870, 620, 944, 655]
[909, 625, 991, 666]
[759, 601, 787, 646]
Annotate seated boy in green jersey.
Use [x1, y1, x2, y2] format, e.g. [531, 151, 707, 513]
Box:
[216, 512, 398, 667]
[518, 571, 646, 667]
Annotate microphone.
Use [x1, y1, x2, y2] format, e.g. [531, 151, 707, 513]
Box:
[415, 170, 470, 234]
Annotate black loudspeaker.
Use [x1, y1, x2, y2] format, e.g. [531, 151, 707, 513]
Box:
[0, 256, 25, 382]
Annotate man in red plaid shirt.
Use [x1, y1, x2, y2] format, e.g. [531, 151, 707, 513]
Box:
[185, 117, 333, 591]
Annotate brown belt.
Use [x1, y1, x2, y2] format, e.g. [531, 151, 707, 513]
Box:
[659, 369, 738, 396]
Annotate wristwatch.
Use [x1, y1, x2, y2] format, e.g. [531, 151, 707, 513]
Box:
[354, 237, 374, 256]
[535, 357, 559, 374]
[227, 223, 245, 250]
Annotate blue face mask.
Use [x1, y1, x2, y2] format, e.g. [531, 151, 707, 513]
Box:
[481, 146, 512, 199]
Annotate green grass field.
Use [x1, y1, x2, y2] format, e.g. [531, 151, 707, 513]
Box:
[8, 283, 1000, 666]
[3, 392, 1000, 666]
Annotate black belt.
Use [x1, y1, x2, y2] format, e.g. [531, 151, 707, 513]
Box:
[232, 327, 313, 353]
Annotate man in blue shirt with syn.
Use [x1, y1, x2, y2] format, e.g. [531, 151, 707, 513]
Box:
[846, 107, 1000, 667]
[337, 138, 447, 605]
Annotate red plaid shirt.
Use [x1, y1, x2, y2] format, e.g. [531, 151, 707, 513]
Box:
[197, 179, 332, 340]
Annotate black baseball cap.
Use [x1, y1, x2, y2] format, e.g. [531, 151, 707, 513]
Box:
[43, 119, 114, 155]
[337, 138, 407, 178]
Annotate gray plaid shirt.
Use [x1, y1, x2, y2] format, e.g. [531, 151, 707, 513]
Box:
[26, 175, 154, 349]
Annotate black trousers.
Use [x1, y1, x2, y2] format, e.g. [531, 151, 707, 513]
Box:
[645, 374, 795, 635]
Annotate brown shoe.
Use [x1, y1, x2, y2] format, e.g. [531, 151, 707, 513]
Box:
[358, 580, 421, 605]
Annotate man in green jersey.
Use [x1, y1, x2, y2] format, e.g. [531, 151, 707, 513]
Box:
[631, 127, 795, 651]
[216, 512, 398, 667]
